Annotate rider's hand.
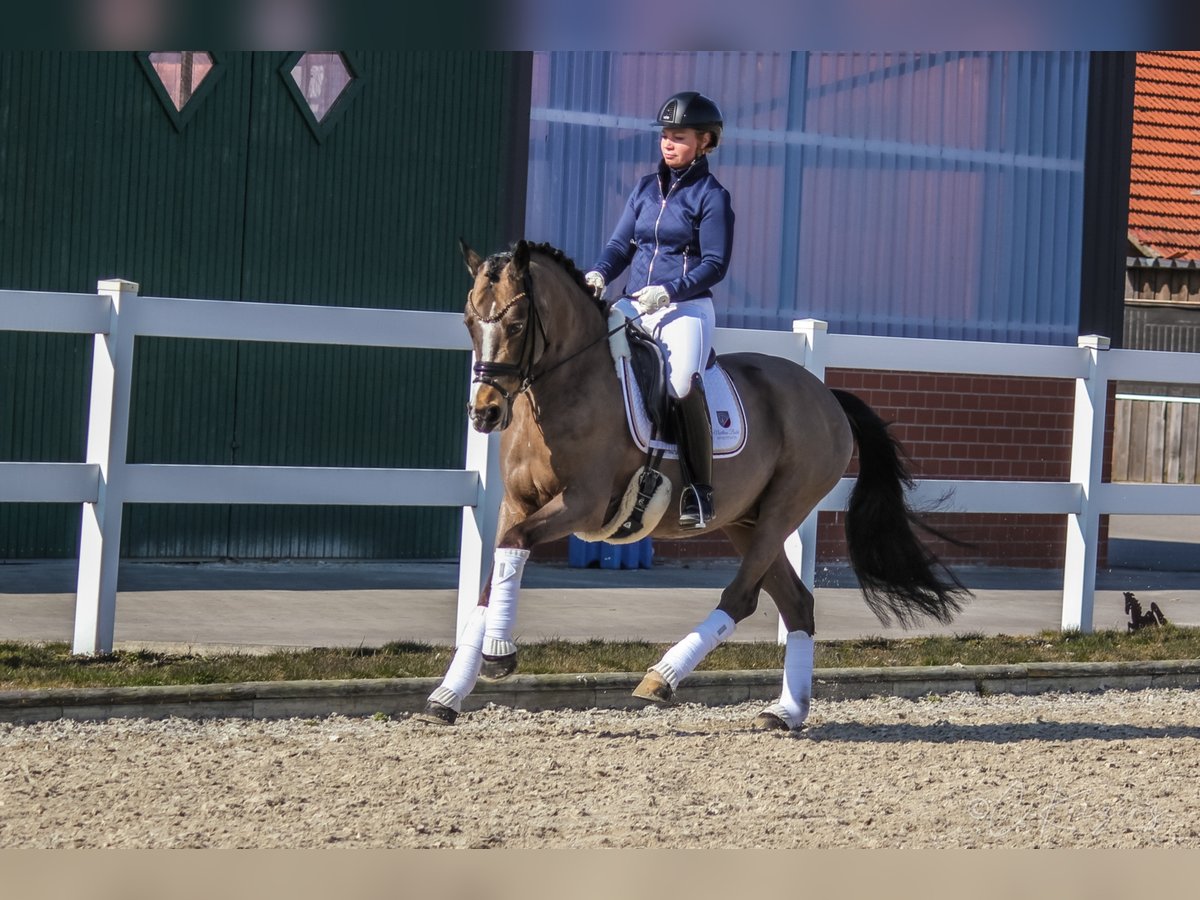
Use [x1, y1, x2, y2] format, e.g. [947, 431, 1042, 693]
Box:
[632, 285, 671, 314]
[584, 270, 606, 299]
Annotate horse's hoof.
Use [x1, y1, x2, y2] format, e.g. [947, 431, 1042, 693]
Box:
[752, 711, 792, 731]
[632, 669, 674, 705]
[411, 701, 458, 726]
[480, 652, 517, 680]
[753, 703, 805, 732]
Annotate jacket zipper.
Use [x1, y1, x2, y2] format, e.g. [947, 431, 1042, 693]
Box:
[646, 160, 694, 286]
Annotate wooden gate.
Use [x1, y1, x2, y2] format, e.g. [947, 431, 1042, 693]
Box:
[1113, 395, 1200, 483]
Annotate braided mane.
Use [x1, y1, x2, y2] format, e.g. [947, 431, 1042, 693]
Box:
[485, 241, 607, 319]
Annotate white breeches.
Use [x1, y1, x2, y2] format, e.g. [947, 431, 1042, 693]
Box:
[616, 296, 715, 399]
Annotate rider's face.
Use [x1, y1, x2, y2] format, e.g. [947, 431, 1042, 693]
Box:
[660, 128, 710, 168]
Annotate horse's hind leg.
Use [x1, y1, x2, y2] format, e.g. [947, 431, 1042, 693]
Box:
[632, 516, 792, 705]
[723, 524, 817, 732]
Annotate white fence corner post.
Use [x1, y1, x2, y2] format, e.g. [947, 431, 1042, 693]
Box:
[1061, 333, 1111, 633]
[781, 318, 829, 642]
[73, 279, 139, 655]
[456, 379, 502, 645]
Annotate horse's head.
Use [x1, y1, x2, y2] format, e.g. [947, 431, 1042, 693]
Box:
[460, 238, 539, 432]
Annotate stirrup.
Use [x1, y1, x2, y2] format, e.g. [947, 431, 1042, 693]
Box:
[679, 483, 714, 528]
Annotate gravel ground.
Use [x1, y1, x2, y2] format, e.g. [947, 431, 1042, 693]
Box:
[2, 689, 1199, 849]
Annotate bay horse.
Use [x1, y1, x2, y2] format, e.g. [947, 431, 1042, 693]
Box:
[418, 239, 968, 730]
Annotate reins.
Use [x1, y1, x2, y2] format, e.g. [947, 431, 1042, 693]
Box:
[526, 300, 642, 387]
[470, 264, 640, 414]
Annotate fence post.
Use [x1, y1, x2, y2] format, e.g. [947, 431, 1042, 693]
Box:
[456, 371, 502, 645]
[1061, 334, 1111, 632]
[782, 318, 829, 642]
[73, 279, 139, 655]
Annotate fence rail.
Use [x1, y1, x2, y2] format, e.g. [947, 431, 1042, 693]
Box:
[3, 281, 1198, 653]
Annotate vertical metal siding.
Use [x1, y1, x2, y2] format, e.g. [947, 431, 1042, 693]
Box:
[526, 51, 1091, 344]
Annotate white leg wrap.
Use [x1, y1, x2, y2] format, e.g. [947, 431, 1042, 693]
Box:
[769, 630, 814, 728]
[651, 608, 736, 690]
[483, 547, 529, 657]
[428, 606, 488, 713]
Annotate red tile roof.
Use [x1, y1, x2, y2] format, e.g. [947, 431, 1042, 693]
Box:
[1129, 52, 1200, 259]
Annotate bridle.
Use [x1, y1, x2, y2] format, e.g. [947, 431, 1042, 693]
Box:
[468, 262, 639, 428]
[468, 269, 546, 427]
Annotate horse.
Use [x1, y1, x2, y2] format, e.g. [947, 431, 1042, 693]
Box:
[417, 239, 969, 730]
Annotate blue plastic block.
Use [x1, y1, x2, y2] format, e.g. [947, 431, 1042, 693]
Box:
[567, 535, 654, 569]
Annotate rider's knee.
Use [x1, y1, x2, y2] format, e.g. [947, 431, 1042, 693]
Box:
[669, 368, 701, 399]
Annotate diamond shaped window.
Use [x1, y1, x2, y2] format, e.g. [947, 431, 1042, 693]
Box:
[149, 52, 214, 111]
[138, 51, 224, 131]
[281, 52, 363, 142]
[290, 52, 353, 122]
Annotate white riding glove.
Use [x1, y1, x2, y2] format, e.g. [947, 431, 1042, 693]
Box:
[632, 285, 671, 315]
[584, 270, 606, 299]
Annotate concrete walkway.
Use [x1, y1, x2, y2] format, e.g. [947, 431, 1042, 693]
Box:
[2, 516, 1198, 652]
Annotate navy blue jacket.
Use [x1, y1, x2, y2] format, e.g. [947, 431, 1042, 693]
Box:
[593, 155, 734, 303]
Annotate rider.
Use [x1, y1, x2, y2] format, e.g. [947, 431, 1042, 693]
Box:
[584, 90, 735, 529]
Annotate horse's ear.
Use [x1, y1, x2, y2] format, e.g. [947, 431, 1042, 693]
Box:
[459, 238, 483, 277]
[511, 239, 530, 274]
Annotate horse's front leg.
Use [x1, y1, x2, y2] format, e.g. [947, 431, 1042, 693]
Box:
[417, 489, 604, 726]
[478, 491, 598, 680]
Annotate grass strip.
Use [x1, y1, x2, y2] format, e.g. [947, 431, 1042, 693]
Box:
[3, 625, 1200, 691]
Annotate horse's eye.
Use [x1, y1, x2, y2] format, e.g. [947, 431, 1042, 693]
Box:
[506, 322, 523, 337]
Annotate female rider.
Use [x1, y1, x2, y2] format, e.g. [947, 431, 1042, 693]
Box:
[585, 90, 735, 529]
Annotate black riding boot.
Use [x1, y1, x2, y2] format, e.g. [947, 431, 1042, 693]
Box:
[673, 373, 714, 528]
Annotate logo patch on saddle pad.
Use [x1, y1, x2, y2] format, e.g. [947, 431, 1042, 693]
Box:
[616, 357, 747, 459]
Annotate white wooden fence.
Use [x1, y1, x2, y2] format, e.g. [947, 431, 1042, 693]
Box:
[2, 281, 1199, 653]
[1, 280, 501, 654]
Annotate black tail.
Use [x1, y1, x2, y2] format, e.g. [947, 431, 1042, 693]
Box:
[832, 389, 971, 627]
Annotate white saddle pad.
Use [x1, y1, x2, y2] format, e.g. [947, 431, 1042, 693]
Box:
[616, 357, 747, 459]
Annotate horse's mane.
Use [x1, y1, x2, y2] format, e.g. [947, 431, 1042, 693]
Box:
[486, 241, 607, 319]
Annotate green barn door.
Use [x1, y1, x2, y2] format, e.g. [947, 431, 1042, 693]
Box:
[2, 51, 530, 560]
[126, 51, 530, 559]
[1, 52, 252, 558]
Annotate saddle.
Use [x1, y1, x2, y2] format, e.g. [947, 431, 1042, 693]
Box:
[625, 324, 672, 440]
[624, 320, 717, 444]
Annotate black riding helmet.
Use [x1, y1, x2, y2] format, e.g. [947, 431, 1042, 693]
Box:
[654, 91, 723, 148]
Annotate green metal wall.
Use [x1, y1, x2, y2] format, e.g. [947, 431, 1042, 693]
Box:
[0, 51, 530, 558]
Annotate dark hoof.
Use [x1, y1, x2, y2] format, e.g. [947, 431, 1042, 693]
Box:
[631, 670, 674, 705]
[480, 652, 517, 681]
[412, 701, 458, 726]
[752, 711, 791, 731]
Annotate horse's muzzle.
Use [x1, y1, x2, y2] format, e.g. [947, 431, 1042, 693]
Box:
[468, 399, 509, 433]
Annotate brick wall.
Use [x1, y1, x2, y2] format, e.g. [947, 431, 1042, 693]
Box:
[538, 369, 1113, 569]
[817, 369, 1076, 568]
